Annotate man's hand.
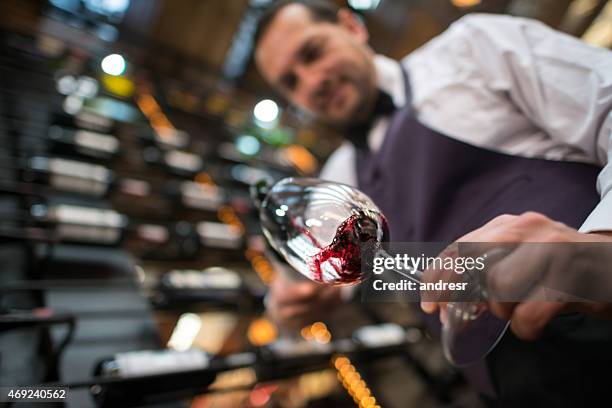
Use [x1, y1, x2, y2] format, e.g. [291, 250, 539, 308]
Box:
[267, 272, 343, 329]
[421, 212, 612, 340]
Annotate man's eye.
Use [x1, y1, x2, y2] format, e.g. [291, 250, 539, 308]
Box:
[302, 44, 321, 64]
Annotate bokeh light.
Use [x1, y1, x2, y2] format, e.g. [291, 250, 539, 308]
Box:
[101, 53, 126, 76]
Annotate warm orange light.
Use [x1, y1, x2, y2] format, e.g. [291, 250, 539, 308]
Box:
[253, 259, 269, 270]
[310, 321, 327, 335]
[245, 250, 275, 284]
[334, 356, 349, 369]
[315, 331, 331, 344]
[136, 89, 176, 132]
[247, 318, 278, 346]
[216, 206, 245, 233]
[333, 354, 379, 408]
[301, 326, 314, 340]
[361, 396, 376, 407]
[195, 172, 214, 186]
[136, 94, 158, 115]
[283, 145, 318, 175]
[451, 0, 481, 7]
[340, 364, 354, 376]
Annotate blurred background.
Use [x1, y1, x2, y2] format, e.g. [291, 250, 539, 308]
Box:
[0, 0, 610, 407]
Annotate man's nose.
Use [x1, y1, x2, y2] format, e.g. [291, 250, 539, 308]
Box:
[294, 65, 325, 106]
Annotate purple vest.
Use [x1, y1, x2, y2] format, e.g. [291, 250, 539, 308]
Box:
[355, 69, 611, 404]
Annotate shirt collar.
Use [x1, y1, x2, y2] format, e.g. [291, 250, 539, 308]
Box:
[373, 54, 406, 108]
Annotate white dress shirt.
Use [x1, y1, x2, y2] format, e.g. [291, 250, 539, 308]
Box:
[320, 13, 612, 233]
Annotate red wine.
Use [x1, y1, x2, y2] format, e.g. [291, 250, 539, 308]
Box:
[304, 212, 388, 285]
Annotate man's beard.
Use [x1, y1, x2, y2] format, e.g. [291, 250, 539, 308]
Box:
[315, 82, 375, 129]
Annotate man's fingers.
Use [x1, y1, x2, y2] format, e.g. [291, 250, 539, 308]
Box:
[487, 301, 517, 321]
[420, 243, 459, 308]
[510, 300, 567, 341]
[274, 301, 321, 327]
[274, 283, 319, 305]
[268, 284, 343, 328]
[420, 301, 438, 314]
[420, 213, 552, 315]
[490, 286, 569, 341]
[485, 244, 547, 302]
[457, 214, 519, 243]
[280, 303, 313, 320]
[419, 212, 610, 341]
[421, 242, 459, 285]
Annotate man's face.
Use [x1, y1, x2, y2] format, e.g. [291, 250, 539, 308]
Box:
[255, 4, 377, 127]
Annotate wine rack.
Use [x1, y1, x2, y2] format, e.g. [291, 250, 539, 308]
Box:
[0, 4, 452, 407]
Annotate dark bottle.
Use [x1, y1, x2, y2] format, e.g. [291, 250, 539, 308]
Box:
[23, 156, 113, 197]
[51, 110, 116, 134]
[92, 349, 216, 408]
[47, 125, 120, 161]
[141, 146, 203, 177]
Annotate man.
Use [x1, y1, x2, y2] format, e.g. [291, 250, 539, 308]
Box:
[254, 0, 612, 404]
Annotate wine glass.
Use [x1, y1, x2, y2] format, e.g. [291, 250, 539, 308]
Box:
[253, 177, 509, 366]
[255, 177, 388, 285]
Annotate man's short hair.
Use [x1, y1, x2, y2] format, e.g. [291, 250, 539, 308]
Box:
[254, 0, 340, 48]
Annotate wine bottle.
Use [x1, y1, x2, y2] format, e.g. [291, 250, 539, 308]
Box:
[92, 349, 219, 408]
[51, 110, 116, 134]
[142, 146, 203, 176]
[47, 125, 120, 160]
[97, 349, 210, 378]
[94, 324, 408, 385]
[88, 324, 414, 406]
[0, 156, 227, 213]
[154, 267, 253, 308]
[129, 221, 201, 260]
[139, 127, 190, 150]
[164, 179, 225, 212]
[196, 221, 243, 250]
[228, 163, 275, 186]
[129, 219, 245, 259]
[43, 204, 127, 245]
[23, 156, 113, 197]
[1, 200, 244, 257]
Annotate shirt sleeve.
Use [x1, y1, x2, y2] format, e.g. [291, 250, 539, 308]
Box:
[447, 13, 612, 232]
[581, 120, 612, 233]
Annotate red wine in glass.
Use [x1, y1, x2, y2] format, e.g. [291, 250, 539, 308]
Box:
[256, 177, 509, 366]
[258, 178, 389, 285]
[306, 212, 385, 284]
